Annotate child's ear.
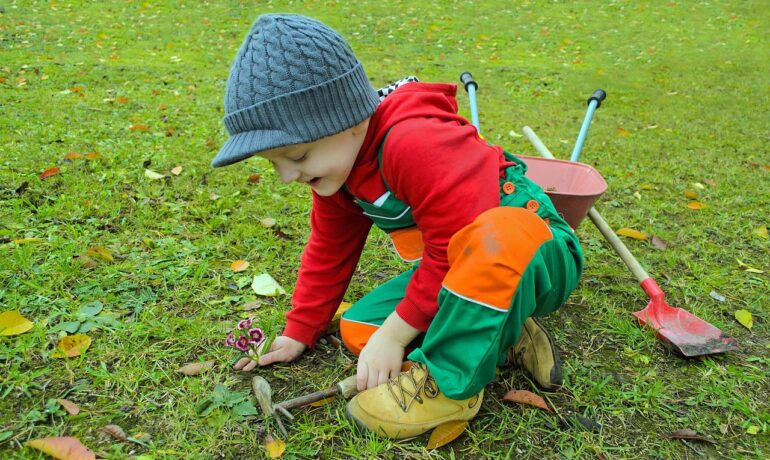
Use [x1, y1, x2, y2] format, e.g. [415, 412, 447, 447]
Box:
[350, 118, 370, 136]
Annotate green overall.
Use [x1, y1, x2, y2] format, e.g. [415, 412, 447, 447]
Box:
[341, 143, 583, 399]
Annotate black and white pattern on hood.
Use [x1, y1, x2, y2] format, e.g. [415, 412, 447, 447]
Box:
[377, 76, 419, 101]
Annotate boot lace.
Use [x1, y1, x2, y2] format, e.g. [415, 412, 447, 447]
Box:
[386, 363, 439, 412]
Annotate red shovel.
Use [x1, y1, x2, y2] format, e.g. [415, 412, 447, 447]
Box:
[522, 126, 737, 357]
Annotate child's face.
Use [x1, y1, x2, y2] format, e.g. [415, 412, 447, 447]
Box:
[257, 120, 369, 197]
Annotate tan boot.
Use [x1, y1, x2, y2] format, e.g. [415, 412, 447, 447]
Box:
[508, 317, 563, 390]
[346, 363, 483, 439]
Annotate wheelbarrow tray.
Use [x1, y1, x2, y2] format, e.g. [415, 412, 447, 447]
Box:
[519, 155, 608, 228]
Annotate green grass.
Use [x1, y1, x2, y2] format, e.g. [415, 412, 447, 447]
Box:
[1, 0, 768, 458]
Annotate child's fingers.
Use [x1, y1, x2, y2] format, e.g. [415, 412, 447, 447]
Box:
[232, 357, 253, 370]
[367, 366, 379, 390]
[242, 360, 258, 371]
[356, 361, 369, 391]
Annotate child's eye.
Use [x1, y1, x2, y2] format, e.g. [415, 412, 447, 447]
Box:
[291, 152, 308, 162]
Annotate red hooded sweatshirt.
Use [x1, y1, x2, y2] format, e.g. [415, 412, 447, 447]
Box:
[283, 82, 512, 347]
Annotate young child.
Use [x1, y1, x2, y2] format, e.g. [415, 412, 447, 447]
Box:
[216, 14, 583, 439]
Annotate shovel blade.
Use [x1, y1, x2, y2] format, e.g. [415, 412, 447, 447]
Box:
[633, 303, 737, 357]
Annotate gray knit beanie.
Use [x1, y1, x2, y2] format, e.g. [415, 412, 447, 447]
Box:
[212, 14, 380, 168]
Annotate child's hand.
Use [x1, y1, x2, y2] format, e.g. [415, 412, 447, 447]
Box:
[232, 335, 306, 372]
[356, 329, 405, 391]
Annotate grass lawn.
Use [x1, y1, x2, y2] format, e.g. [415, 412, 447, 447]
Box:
[1, 0, 768, 458]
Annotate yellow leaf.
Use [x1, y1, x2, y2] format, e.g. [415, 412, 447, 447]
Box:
[0, 310, 34, 336]
[309, 397, 335, 407]
[13, 237, 42, 244]
[427, 420, 468, 449]
[84, 246, 114, 262]
[755, 226, 768, 240]
[64, 152, 84, 160]
[51, 334, 92, 358]
[170, 166, 183, 176]
[56, 398, 81, 416]
[684, 190, 698, 199]
[231, 260, 250, 272]
[616, 228, 648, 241]
[264, 435, 286, 458]
[687, 201, 707, 209]
[129, 123, 149, 132]
[746, 425, 760, 435]
[326, 301, 353, 333]
[734, 310, 753, 330]
[617, 127, 630, 137]
[26, 436, 96, 460]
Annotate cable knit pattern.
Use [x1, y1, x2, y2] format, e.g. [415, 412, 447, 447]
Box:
[213, 14, 380, 168]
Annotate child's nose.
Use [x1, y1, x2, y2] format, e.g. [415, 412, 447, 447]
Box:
[275, 163, 300, 184]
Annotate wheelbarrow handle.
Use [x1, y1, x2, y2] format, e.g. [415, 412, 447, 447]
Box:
[571, 88, 606, 162]
[459, 71, 481, 133]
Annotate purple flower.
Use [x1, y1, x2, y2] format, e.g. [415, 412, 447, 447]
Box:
[235, 335, 250, 352]
[236, 318, 253, 330]
[224, 333, 236, 347]
[248, 327, 265, 345]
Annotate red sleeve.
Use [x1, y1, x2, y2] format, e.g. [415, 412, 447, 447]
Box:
[284, 190, 372, 347]
[381, 117, 502, 330]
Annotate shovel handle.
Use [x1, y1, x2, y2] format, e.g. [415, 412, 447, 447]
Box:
[276, 375, 359, 411]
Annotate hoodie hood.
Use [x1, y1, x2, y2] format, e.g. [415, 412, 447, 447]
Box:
[344, 82, 470, 201]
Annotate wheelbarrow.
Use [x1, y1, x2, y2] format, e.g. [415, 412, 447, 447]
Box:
[459, 72, 736, 357]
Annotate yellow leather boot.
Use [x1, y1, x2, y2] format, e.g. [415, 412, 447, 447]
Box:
[346, 363, 483, 439]
[508, 317, 563, 390]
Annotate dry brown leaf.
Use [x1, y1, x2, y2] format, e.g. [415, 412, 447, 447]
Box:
[26, 436, 96, 460]
[115, 96, 129, 104]
[231, 260, 250, 272]
[616, 228, 648, 241]
[56, 398, 81, 416]
[669, 429, 716, 444]
[170, 166, 183, 176]
[84, 246, 114, 262]
[64, 152, 84, 161]
[247, 174, 261, 184]
[129, 123, 149, 132]
[502, 389, 552, 412]
[427, 420, 468, 449]
[243, 300, 262, 311]
[687, 201, 707, 210]
[651, 236, 668, 250]
[684, 190, 698, 199]
[51, 334, 92, 358]
[264, 434, 286, 458]
[84, 152, 100, 160]
[176, 360, 215, 376]
[40, 166, 61, 180]
[101, 424, 127, 441]
[617, 127, 630, 137]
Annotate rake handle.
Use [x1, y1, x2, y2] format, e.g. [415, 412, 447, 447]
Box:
[277, 374, 358, 411]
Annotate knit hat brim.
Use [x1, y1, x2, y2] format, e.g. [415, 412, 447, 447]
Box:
[212, 129, 304, 168]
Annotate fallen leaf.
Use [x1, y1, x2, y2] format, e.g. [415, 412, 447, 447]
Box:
[56, 399, 81, 416]
[736, 258, 764, 273]
[684, 190, 698, 199]
[40, 166, 61, 180]
[231, 260, 250, 272]
[84, 152, 100, 160]
[130, 432, 152, 443]
[243, 300, 262, 311]
[129, 123, 149, 132]
[64, 152, 84, 161]
[26, 436, 96, 460]
[427, 420, 468, 449]
[669, 429, 717, 444]
[170, 166, 183, 176]
[703, 179, 716, 186]
[309, 397, 335, 407]
[209, 192, 220, 201]
[755, 226, 769, 240]
[144, 169, 166, 180]
[13, 237, 42, 244]
[115, 96, 129, 104]
[651, 236, 668, 250]
[687, 201, 707, 210]
[617, 127, 630, 136]
[616, 228, 648, 241]
[260, 218, 276, 228]
[0, 310, 34, 336]
[247, 174, 261, 184]
[51, 334, 92, 358]
[252, 273, 286, 296]
[734, 310, 753, 330]
[746, 425, 760, 435]
[84, 246, 114, 262]
[176, 360, 215, 376]
[264, 435, 285, 458]
[709, 291, 726, 302]
[101, 424, 127, 442]
[502, 389, 551, 412]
